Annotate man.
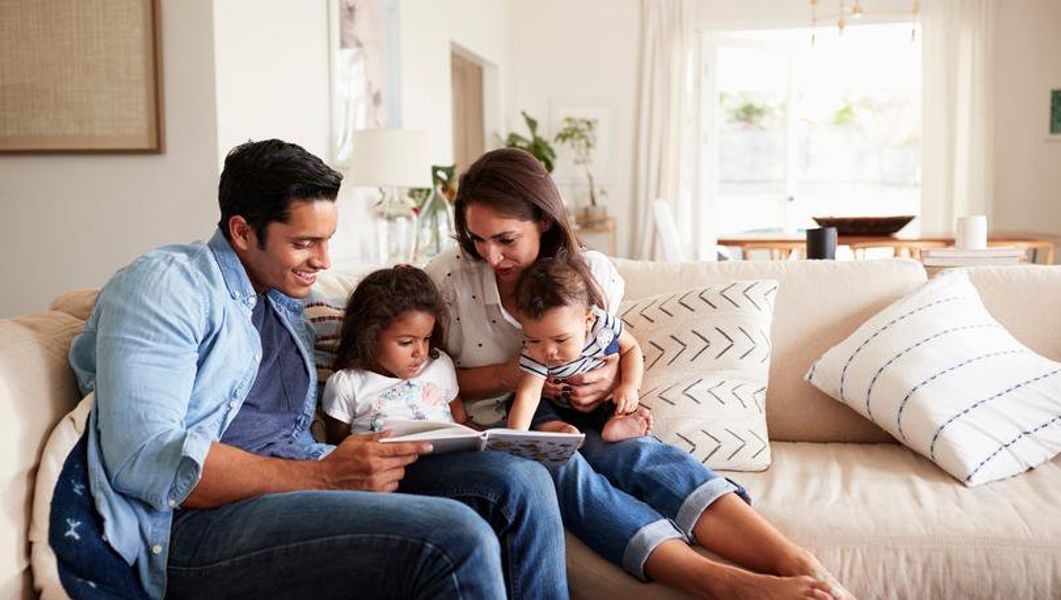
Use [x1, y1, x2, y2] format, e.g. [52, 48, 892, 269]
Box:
[68, 139, 566, 598]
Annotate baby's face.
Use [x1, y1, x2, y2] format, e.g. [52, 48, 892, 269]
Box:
[521, 305, 594, 367]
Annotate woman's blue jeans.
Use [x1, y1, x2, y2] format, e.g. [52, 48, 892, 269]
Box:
[551, 430, 749, 580]
[166, 450, 566, 599]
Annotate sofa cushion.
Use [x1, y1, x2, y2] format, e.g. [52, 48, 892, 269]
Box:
[620, 281, 778, 471]
[613, 258, 927, 443]
[0, 310, 85, 598]
[567, 442, 1061, 599]
[805, 270, 1061, 486]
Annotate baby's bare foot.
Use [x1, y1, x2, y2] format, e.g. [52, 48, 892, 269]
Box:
[601, 407, 652, 442]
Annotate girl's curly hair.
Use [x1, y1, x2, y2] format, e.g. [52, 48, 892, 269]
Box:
[333, 265, 447, 372]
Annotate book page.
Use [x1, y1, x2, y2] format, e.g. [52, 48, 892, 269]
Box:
[482, 429, 585, 467]
[380, 419, 483, 454]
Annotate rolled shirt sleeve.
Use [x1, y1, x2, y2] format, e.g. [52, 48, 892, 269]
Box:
[84, 256, 216, 511]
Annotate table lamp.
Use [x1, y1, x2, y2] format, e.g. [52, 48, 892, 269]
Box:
[344, 128, 432, 264]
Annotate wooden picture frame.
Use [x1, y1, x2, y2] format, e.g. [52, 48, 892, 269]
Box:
[0, 0, 164, 153]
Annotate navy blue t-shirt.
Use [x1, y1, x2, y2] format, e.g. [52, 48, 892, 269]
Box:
[220, 295, 309, 459]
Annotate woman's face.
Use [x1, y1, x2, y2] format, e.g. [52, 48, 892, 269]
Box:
[464, 203, 549, 284]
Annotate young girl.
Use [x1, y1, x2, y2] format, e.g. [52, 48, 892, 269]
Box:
[508, 252, 652, 442]
[322, 265, 467, 442]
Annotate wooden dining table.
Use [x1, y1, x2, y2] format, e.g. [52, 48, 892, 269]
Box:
[718, 231, 1057, 263]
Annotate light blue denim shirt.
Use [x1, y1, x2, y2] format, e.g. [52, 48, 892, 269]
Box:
[69, 229, 333, 598]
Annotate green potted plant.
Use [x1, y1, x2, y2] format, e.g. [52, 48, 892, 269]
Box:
[504, 111, 557, 173]
[554, 116, 606, 225]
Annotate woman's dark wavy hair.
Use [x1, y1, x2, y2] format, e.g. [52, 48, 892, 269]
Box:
[455, 148, 585, 259]
[514, 251, 605, 321]
[453, 147, 601, 308]
[333, 265, 446, 372]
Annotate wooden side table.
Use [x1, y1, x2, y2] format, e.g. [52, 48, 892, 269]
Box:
[575, 217, 617, 256]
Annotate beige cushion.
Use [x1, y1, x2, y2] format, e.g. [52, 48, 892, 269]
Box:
[620, 281, 777, 470]
[568, 442, 1061, 599]
[0, 311, 85, 599]
[48, 290, 97, 322]
[965, 265, 1061, 361]
[614, 259, 926, 443]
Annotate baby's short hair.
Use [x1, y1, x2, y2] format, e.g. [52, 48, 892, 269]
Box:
[514, 252, 605, 320]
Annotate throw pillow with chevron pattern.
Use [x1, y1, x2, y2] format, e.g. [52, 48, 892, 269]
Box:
[620, 279, 778, 471]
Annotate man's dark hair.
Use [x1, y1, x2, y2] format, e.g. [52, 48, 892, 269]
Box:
[217, 139, 343, 246]
[334, 265, 448, 372]
[514, 252, 605, 321]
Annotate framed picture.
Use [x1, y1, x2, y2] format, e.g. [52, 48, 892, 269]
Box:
[329, 0, 403, 167]
[0, 0, 163, 153]
[1049, 87, 1061, 142]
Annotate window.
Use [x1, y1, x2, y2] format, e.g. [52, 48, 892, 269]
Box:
[703, 23, 921, 235]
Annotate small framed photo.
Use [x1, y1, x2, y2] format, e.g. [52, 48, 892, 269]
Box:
[1048, 87, 1061, 142]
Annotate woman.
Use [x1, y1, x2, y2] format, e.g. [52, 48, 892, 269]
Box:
[425, 148, 850, 600]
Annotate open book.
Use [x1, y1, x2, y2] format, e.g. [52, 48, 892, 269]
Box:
[381, 419, 584, 467]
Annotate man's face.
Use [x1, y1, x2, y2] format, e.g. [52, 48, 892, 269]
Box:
[231, 199, 337, 298]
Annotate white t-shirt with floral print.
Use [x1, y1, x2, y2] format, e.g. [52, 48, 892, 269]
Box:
[425, 247, 625, 427]
[321, 352, 458, 434]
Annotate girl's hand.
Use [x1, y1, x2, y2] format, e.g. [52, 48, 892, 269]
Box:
[612, 383, 640, 414]
[564, 353, 620, 413]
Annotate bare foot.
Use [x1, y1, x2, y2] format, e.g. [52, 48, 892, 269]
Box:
[777, 553, 857, 600]
[601, 407, 653, 442]
[534, 421, 580, 435]
[714, 570, 836, 600]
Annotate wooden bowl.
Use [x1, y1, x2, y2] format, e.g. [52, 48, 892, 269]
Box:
[811, 215, 916, 236]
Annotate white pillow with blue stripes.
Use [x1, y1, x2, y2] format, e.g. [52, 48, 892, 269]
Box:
[805, 270, 1061, 486]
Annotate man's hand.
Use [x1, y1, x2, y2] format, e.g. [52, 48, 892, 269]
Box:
[563, 353, 621, 413]
[318, 432, 433, 493]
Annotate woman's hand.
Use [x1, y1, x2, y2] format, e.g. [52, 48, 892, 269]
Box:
[563, 353, 621, 413]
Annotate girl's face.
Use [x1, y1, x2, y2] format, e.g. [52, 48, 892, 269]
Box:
[373, 310, 436, 379]
[464, 203, 550, 284]
[521, 305, 595, 367]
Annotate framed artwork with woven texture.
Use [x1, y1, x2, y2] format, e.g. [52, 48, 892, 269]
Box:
[0, 0, 163, 153]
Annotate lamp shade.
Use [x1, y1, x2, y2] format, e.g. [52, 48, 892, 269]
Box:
[344, 128, 433, 188]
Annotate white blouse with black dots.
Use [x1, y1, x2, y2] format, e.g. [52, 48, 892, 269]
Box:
[425, 246, 625, 427]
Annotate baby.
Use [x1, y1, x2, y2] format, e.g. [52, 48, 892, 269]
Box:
[507, 253, 651, 442]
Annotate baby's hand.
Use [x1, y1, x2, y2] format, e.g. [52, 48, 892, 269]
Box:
[612, 383, 640, 414]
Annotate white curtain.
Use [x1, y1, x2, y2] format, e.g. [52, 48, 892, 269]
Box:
[632, 0, 694, 259]
[921, 0, 996, 236]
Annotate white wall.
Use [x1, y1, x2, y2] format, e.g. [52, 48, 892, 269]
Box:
[508, 0, 640, 256]
[213, 0, 332, 163]
[0, 0, 219, 318]
[992, 0, 1061, 245]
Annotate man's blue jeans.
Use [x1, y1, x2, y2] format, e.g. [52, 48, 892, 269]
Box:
[166, 451, 566, 599]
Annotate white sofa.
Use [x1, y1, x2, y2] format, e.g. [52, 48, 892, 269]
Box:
[4, 259, 1060, 599]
